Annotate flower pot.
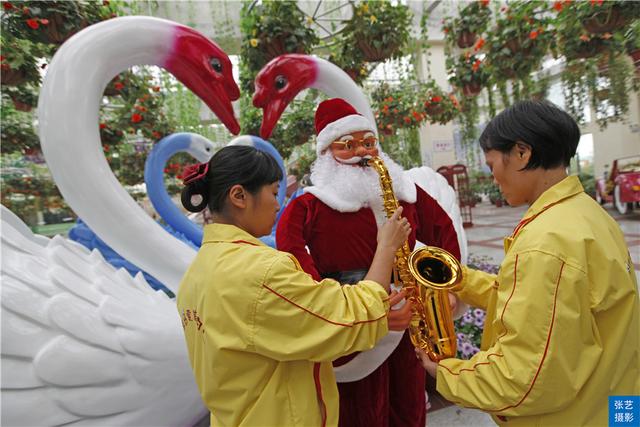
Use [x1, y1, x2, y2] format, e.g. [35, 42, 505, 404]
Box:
[356, 39, 397, 62]
[569, 39, 607, 60]
[41, 12, 88, 44]
[424, 101, 445, 117]
[11, 99, 33, 112]
[262, 34, 305, 61]
[462, 82, 482, 97]
[505, 38, 521, 53]
[629, 49, 640, 71]
[457, 31, 477, 49]
[1, 68, 28, 86]
[582, 7, 627, 34]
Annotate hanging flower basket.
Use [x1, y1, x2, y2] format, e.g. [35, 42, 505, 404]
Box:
[462, 82, 483, 97]
[569, 38, 608, 60]
[11, 98, 32, 112]
[1, 68, 28, 86]
[357, 39, 398, 62]
[582, 7, 627, 34]
[457, 31, 477, 49]
[629, 49, 640, 70]
[261, 34, 306, 61]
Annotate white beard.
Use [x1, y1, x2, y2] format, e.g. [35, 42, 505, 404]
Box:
[305, 151, 417, 226]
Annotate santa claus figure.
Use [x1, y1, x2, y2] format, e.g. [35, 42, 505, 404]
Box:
[276, 98, 461, 427]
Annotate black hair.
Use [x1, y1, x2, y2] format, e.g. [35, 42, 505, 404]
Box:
[181, 145, 283, 213]
[479, 100, 581, 170]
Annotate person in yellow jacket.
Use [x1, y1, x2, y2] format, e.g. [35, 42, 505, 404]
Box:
[418, 100, 639, 426]
[177, 145, 413, 427]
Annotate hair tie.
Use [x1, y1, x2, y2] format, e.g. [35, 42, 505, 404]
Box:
[182, 162, 209, 185]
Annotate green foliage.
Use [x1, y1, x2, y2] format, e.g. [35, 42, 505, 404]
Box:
[239, 0, 318, 92]
[1, 1, 118, 45]
[416, 80, 460, 126]
[0, 35, 46, 86]
[447, 52, 488, 90]
[239, 92, 316, 160]
[484, 1, 555, 83]
[577, 172, 596, 197]
[340, 1, 412, 62]
[442, 0, 491, 48]
[0, 105, 39, 154]
[372, 82, 424, 135]
[378, 127, 422, 170]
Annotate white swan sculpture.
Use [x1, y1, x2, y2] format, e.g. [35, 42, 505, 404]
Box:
[2, 16, 242, 426]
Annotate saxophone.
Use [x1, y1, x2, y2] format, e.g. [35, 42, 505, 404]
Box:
[364, 156, 463, 362]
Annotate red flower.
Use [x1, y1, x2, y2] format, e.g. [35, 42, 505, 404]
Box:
[40, 18, 49, 25]
[131, 113, 143, 123]
[432, 95, 442, 103]
[99, 123, 107, 129]
[152, 131, 162, 139]
[529, 30, 539, 40]
[412, 111, 422, 121]
[474, 37, 485, 51]
[103, 145, 109, 152]
[2, 2, 13, 10]
[404, 117, 411, 124]
[472, 59, 481, 72]
[153, 86, 161, 92]
[114, 82, 124, 90]
[480, 0, 489, 6]
[0, 56, 4, 62]
[26, 18, 39, 29]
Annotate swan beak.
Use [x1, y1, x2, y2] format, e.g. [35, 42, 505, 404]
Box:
[258, 98, 287, 140]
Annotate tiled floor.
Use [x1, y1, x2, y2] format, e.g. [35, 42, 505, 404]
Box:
[427, 200, 640, 426]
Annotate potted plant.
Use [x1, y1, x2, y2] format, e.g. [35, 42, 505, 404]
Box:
[327, 42, 373, 85]
[0, 35, 44, 86]
[2, 1, 116, 45]
[416, 80, 460, 125]
[448, 53, 488, 97]
[484, 1, 554, 82]
[239, 0, 318, 91]
[0, 108, 39, 155]
[573, 1, 640, 35]
[340, 1, 412, 63]
[372, 82, 425, 136]
[3, 83, 38, 111]
[442, 0, 491, 49]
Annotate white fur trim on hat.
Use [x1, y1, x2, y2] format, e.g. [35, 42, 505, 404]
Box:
[316, 114, 376, 154]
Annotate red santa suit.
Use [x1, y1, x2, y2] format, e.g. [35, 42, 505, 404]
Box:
[276, 97, 460, 427]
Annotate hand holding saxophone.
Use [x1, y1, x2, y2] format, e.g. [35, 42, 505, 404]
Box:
[388, 290, 413, 331]
[377, 206, 412, 250]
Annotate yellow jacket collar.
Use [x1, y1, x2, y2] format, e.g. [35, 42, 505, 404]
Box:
[510, 175, 584, 240]
[202, 223, 266, 246]
[524, 175, 584, 218]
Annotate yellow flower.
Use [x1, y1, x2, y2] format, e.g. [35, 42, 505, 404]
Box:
[250, 38, 259, 48]
[370, 15, 377, 24]
[360, 67, 367, 75]
[306, 16, 313, 25]
[362, 4, 369, 13]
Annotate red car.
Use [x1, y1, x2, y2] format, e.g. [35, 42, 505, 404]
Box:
[595, 155, 640, 214]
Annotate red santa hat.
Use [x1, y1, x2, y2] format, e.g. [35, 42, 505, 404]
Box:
[314, 98, 376, 155]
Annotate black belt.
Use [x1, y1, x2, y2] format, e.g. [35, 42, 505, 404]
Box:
[322, 268, 368, 285]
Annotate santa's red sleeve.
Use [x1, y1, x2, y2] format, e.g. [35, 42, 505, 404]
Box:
[276, 194, 323, 281]
[414, 185, 461, 260]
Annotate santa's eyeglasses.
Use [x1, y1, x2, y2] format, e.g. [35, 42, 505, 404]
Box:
[330, 136, 377, 152]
